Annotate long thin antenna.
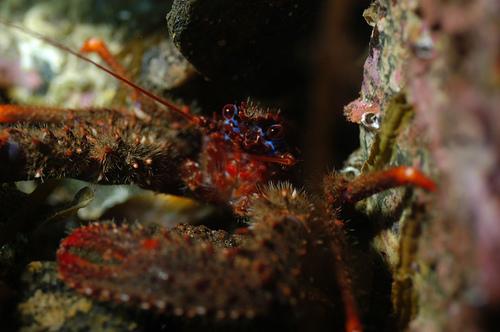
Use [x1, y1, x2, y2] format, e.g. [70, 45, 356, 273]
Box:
[0, 18, 199, 124]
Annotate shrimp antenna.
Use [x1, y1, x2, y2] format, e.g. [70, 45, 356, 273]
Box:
[0, 18, 198, 124]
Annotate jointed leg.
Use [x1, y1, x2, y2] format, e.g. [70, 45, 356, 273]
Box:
[80, 38, 192, 119]
[0, 105, 73, 123]
[0, 130, 8, 145]
[329, 234, 363, 332]
[322, 166, 435, 331]
[326, 166, 436, 208]
[0, 105, 123, 124]
[343, 166, 435, 203]
[81, 38, 141, 103]
[0, 105, 89, 123]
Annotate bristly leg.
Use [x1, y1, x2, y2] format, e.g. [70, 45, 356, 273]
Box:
[0, 107, 200, 191]
[79, 37, 156, 116]
[56, 184, 371, 329]
[0, 105, 125, 124]
[326, 219, 363, 332]
[55, 167, 435, 331]
[321, 166, 436, 332]
[80, 38, 131, 86]
[0, 28, 201, 190]
[324, 166, 436, 209]
[56, 187, 343, 327]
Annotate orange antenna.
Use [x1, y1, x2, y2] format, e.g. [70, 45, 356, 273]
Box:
[0, 18, 199, 125]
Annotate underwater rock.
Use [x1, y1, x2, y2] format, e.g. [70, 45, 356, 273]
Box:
[0, 0, 190, 107]
[0, 0, 174, 34]
[343, 0, 500, 330]
[167, 0, 323, 89]
[18, 261, 141, 332]
[139, 38, 197, 91]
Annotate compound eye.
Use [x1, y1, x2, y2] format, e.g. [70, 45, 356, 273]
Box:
[222, 104, 237, 119]
[266, 124, 284, 140]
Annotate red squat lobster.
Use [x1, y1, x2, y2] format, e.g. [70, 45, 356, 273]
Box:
[0, 21, 435, 332]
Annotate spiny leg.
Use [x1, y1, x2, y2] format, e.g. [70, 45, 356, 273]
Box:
[80, 38, 152, 119]
[57, 218, 312, 320]
[250, 183, 362, 331]
[80, 38, 140, 104]
[0, 105, 69, 123]
[0, 104, 126, 124]
[80, 38, 192, 118]
[330, 227, 363, 332]
[81, 38, 129, 85]
[322, 201, 363, 332]
[322, 166, 435, 332]
[0, 117, 191, 193]
[326, 166, 436, 209]
[346, 166, 436, 200]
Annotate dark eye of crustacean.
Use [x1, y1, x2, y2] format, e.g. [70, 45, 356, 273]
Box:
[222, 104, 237, 119]
[266, 124, 284, 140]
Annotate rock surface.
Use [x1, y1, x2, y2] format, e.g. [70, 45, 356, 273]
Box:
[342, 0, 500, 330]
[18, 262, 141, 332]
[167, 0, 324, 91]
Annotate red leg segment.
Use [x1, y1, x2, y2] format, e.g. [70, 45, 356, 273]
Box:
[342, 166, 436, 205]
[0, 130, 9, 145]
[0, 105, 74, 123]
[0, 104, 124, 124]
[81, 38, 128, 83]
[81, 38, 140, 103]
[80, 38, 194, 121]
[331, 240, 363, 332]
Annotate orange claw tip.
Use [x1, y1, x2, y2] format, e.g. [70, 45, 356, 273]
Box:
[392, 166, 437, 192]
[80, 37, 106, 53]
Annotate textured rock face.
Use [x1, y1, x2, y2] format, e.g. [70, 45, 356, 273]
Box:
[166, 0, 323, 90]
[346, 0, 499, 330]
[409, 1, 499, 330]
[18, 262, 141, 332]
[0, 0, 186, 108]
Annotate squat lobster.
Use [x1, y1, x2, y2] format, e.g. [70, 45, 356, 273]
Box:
[0, 20, 435, 332]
